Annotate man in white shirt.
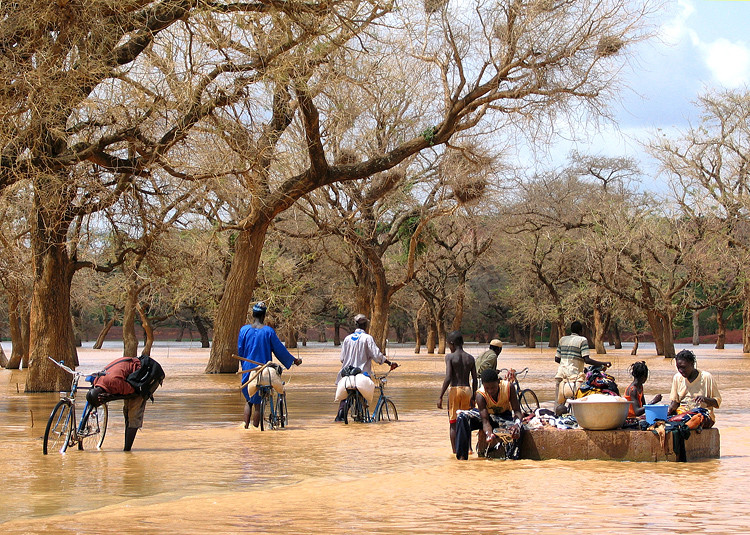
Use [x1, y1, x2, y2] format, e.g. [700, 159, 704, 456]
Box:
[335, 314, 398, 421]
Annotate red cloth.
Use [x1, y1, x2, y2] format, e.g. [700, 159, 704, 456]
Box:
[93, 357, 141, 396]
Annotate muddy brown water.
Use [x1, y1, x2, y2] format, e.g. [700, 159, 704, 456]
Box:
[2, 342, 750, 534]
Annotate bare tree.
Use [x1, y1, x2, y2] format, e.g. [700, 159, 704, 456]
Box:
[649, 89, 750, 352]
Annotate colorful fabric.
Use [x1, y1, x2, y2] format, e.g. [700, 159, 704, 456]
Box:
[448, 386, 473, 423]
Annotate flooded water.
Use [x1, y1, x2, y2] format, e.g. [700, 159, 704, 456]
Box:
[2, 341, 750, 534]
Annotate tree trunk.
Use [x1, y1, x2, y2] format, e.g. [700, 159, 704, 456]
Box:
[548, 322, 559, 348]
[660, 312, 676, 359]
[526, 325, 536, 349]
[206, 226, 268, 373]
[333, 315, 341, 346]
[194, 314, 211, 348]
[645, 310, 666, 356]
[136, 303, 154, 356]
[25, 201, 77, 392]
[436, 304, 447, 355]
[285, 325, 298, 349]
[426, 315, 437, 354]
[20, 308, 30, 368]
[631, 334, 639, 356]
[414, 302, 425, 354]
[593, 298, 610, 354]
[744, 282, 750, 354]
[317, 325, 327, 343]
[368, 265, 394, 351]
[715, 307, 726, 350]
[122, 285, 140, 358]
[0, 344, 7, 368]
[451, 274, 466, 331]
[612, 322, 622, 349]
[6, 291, 23, 369]
[692, 309, 700, 346]
[512, 324, 524, 346]
[94, 317, 116, 349]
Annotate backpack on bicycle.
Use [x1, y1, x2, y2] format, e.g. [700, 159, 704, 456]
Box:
[126, 354, 166, 401]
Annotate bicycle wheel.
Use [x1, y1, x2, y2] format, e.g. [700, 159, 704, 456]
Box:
[276, 393, 288, 428]
[43, 400, 73, 455]
[79, 404, 108, 451]
[519, 389, 540, 415]
[374, 398, 398, 422]
[259, 392, 275, 431]
[349, 392, 367, 423]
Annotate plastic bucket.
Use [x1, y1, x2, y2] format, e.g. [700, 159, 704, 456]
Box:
[644, 404, 668, 424]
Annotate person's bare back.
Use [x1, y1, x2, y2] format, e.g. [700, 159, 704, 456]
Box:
[445, 348, 475, 387]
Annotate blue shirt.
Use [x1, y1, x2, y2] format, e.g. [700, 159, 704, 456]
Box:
[238, 324, 296, 402]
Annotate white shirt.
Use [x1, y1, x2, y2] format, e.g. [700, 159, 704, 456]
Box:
[670, 369, 722, 421]
[336, 329, 386, 383]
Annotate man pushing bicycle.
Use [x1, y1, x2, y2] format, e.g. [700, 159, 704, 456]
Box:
[334, 314, 398, 422]
[238, 302, 302, 428]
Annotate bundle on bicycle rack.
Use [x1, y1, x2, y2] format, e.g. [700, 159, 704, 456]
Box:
[334, 370, 376, 404]
[244, 363, 284, 398]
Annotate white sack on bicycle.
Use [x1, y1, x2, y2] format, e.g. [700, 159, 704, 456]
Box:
[245, 367, 284, 398]
[334, 374, 375, 404]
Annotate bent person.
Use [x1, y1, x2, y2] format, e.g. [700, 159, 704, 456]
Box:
[86, 356, 149, 451]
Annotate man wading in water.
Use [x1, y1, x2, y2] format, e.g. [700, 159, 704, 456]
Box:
[437, 331, 478, 455]
[238, 302, 302, 428]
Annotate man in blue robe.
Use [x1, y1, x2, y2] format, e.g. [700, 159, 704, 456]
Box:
[239, 302, 302, 428]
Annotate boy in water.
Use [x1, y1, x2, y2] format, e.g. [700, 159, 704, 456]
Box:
[437, 331, 478, 454]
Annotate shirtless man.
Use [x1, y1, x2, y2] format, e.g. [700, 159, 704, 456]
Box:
[437, 331, 478, 454]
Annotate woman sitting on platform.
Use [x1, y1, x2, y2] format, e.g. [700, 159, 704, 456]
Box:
[668, 349, 721, 428]
[624, 361, 662, 418]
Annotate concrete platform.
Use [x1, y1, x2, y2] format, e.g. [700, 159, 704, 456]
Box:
[511, 427, 720, 462]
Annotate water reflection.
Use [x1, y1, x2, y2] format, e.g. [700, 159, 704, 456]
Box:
[1, 343, 750, 533]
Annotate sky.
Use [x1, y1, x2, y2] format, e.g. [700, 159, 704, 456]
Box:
[545, 0, 750, 191]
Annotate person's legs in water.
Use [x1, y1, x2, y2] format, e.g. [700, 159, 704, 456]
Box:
[124, 427, 138, 451]
[123, 396, 146, 451]
[251, 402, 261, 427]
[244, 401, 252, 429]
[335, 399, 347, 422]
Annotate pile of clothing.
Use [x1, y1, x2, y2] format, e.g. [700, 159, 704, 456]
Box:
[525, 408, 579, 430]
[648, 407, 711, 462]
[575, 367, 619, 398]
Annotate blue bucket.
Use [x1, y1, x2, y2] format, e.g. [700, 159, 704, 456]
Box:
[644, 404, 668, 424]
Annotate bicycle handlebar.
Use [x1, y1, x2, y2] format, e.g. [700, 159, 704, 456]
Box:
[47, 356, 77, 376]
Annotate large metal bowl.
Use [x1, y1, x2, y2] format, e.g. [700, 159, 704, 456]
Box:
[569, 398, 631, 430]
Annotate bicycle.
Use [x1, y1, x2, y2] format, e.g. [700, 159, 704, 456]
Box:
[43, 357, 108, 455]
[499, 367, 539, 415]
[342, 368, 398, 424]
[258, 383, 288, 431]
